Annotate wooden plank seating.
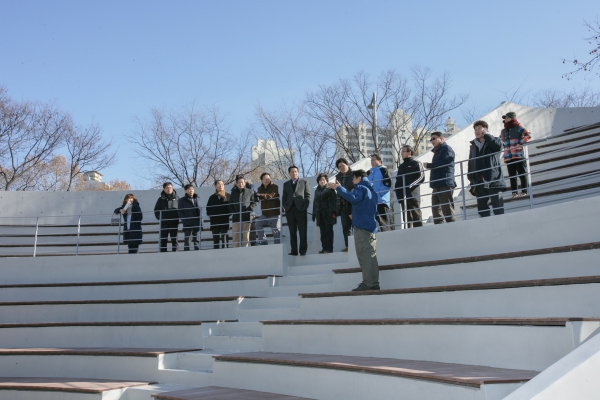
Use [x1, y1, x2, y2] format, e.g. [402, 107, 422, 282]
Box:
[0, 377, 154, 393]
[0, 295, 256, 306]
[0, 320, 226, 328]
[332, 241, 600, 275]
[0, 347, 202, 357]
[301, 274, 600, 298]
[153, 386, 313, 400]
[213, 352, 538, 388]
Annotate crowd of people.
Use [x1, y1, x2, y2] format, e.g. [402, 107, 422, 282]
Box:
[114, 111, 531, 290]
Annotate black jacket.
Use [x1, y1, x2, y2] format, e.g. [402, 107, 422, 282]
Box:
[395, 157, 424, 200]
[335, 169, 354, 213]
[312, 185, 338, 226]
[177, 194, 201, 229]
[228, 186, 259, 223]
[468, 134, 506, 190]
[206, 192, 231, 231]
[153, 190, 179, 222]
[428, 142, 456, 188]
[114, 201, 143, 245]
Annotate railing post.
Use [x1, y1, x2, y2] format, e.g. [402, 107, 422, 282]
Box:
[402, 174, 408, 230]
[117, 214, 122, 255]
[158, 210, 162, 252]
[238, 198, 242, 247]
[76, 215, 81, 256]
[33, 217, 39, 257]
[524, 146, 534, 209]
[459, 162, 467, 221]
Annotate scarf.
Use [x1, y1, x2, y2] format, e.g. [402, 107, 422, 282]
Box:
[474, 138, 484, 151]
[215, 190, 226, 199]
[503, 118, 519, 130]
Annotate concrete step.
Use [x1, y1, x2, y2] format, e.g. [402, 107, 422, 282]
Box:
[202, 335, 263, 352]
[274, 274, 333, 287]
[202, 322, 262, 338]
[212, 352, 533, 400]
[127, 384, 198, 400]
[156, 368, 213, 386]
[0, 322, 205, 348]
[175, 350, 238, 372]
[287, 263, 342, 276]
[239, 307, 301, 322]
[239, 297, 301, 310]
[286, 252, 349, 267]
[269, 283, 336, 297]
[260, 318, 600, 371]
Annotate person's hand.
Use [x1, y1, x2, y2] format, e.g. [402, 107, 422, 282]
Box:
[119, 209, 125, 214]
[349, 214, 352, 220]
[328, 181, 340, 190]
[423, 162, 428, 168]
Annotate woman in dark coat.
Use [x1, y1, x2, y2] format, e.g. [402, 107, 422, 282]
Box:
[114, 194, 143, 254]
[206, 179, 231, 249]
[312, 173, 337, 254]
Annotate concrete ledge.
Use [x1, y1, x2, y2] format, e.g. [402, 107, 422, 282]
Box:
[0, 348, 202, 357]
[153, 386, 313, 400]
[260, 317, 600, 326]
[0, 295, 255, 306]
[0, 377, 154, 393]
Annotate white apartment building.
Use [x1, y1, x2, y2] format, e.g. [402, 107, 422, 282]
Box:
[251, 139, 295, 179]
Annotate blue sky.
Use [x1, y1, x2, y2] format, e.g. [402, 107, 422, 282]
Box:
[1, 0, 598, 188]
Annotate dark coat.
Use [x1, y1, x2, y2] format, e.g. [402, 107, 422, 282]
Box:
[312, 185, 337, 226]
[335, 170, 354, 213]
[428, 142, 456, 188]
[282, 179, 311, 212]
[206, 192, 231, 232]
[228, 186, 259, 223]
[257, 183, 280, 217]
[395, 157, 425, 200]
[153, 190, 179, 223]
[468, 134, 506, 190]
[114, 201, 143, 245]
[177, 194, 201, 229]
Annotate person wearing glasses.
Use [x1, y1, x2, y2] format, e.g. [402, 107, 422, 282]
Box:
[500, 111, 531, 198]
[394, 145, 424, 228]
[468, 120, 506, 217]
[423, 132, 456, 224]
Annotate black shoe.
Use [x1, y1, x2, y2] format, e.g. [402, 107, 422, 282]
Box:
[300, 253, 306, 256]
[370, 284, 380, 290]
[318, 250, 325, 254]
[352, 283, 370, 291]
[288, 252, 298, 256]
[194, 245, 200, 251]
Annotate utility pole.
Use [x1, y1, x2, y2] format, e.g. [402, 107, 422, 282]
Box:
[367, 92, 378, 153]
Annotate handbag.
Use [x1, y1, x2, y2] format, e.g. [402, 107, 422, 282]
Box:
[111, 213, 121, 226]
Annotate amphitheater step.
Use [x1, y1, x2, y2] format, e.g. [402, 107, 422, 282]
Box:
[259, 318, 600, 371]
[152, 385, 313, 399]
[156, 368, 213, 387]
[287, 263, 343, 276]
[0, 377, 154, 400]
[202, 335, 262, 352]
[202, 321, 262, 337]
[212, 352, 537, 400]
[269, 283, 335, 297]
[0, 321, 207, 348]
[274, 273, 333, 287]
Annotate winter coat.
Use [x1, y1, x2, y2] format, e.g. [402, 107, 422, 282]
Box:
[501, 124, 531, 162]
[394, 157, 424, 200]
[368, 165, 392, 206]
[177, 194, 201, 229]
[428, 142, 456, 188]
[114, 201, 143, 245]
[206, 192, 231, 233]
[468, 134, 507, 190]
[153, 190, 179, 224]
[335, 169, 354, 213]
[228, 186, 259, 223]
[335, 177, 378, 233]
[282, 179, 311, 212]
[257, 182, 281, 217]
[312, 185, 337, 226]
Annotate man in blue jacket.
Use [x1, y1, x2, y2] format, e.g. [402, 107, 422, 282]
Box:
[329, 170, 380, 291]
[368, 154, 393, 231]
[423, 132, 456, 224]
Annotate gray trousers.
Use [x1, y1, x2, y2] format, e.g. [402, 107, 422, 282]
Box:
[255, 215, 281, 244]
[431, 186, 455, 224]
[354, 228, 379, 287]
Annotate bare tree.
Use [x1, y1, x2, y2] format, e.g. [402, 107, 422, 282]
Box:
[35, 155, 71, 191]
[129, 103, 254, 188]
[531, 84, 600, 108]
[253, 101, 334, 179]
[64, 122, 116, 191]
[563, 19, 600, 79]
[74, 177, 131, 191]
[0, 88, 71, 190]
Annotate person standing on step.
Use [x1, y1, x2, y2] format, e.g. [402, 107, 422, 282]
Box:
[206, 179, 231, 249]
[178, 184, 201, 251]
[313, 173, 337, 254]
[282, 166, 311, 256]
[394, 145, 424, 228]
[368, 154, 392, 231]
[423, 132, 456, 224]
[228, 175, 259, 248]
[256, 172, 281, 245]
[153, 182, 179, 252]
[335, 158, 353, 252]
[115, 194, 143, 254]
[500, 111, 531, 198]
[468, 120, 507, 217]
[329, 169, 379, 291]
